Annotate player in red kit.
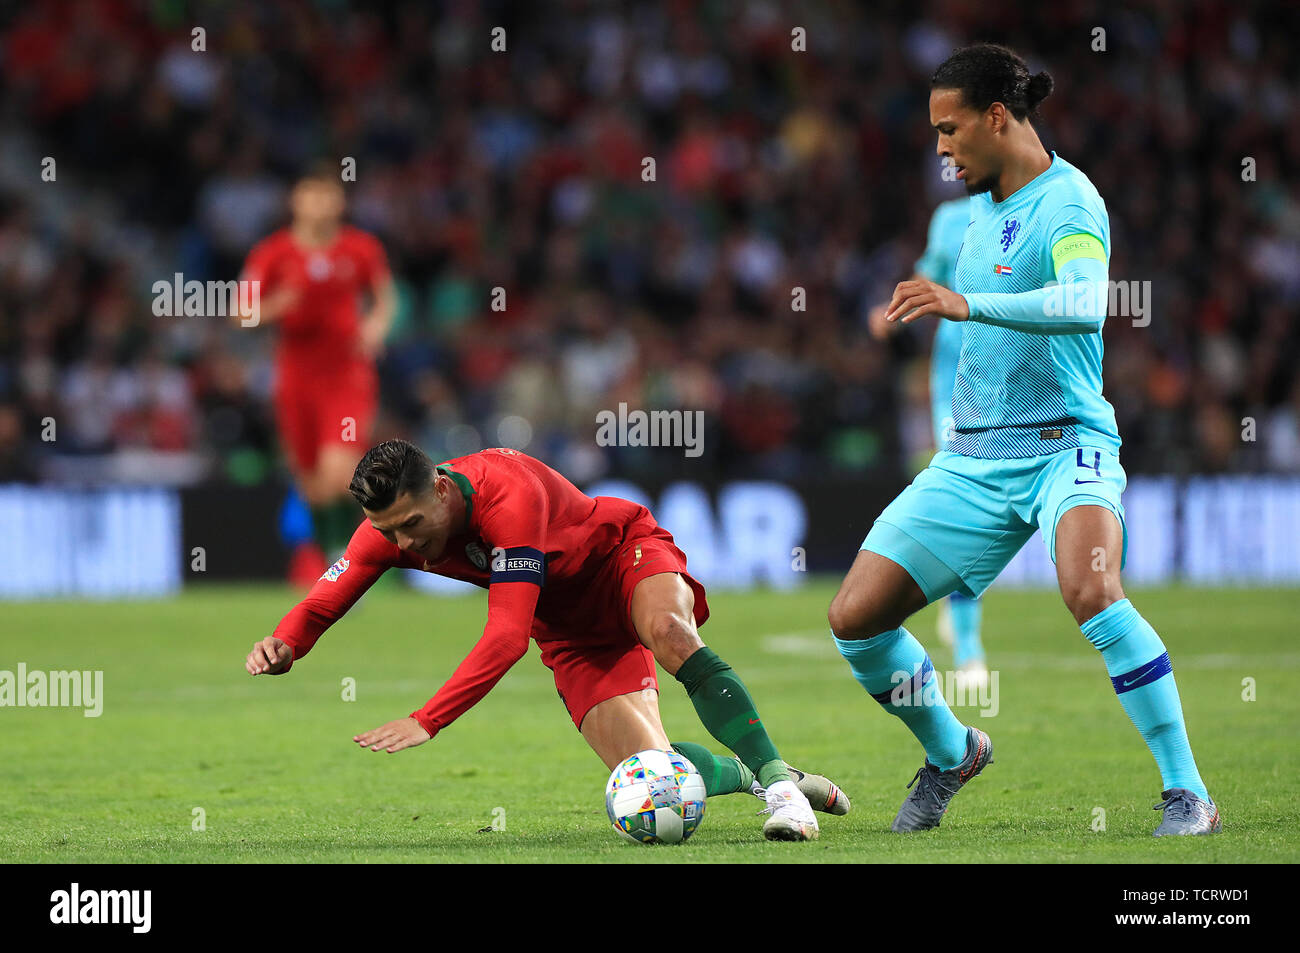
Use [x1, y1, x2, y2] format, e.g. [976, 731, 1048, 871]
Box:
[239, 164, 396, 567]
[244, 440, 850, 841]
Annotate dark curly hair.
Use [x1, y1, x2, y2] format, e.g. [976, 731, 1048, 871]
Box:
[931, 43, 1054, 121]
[349, 439, 436, 511]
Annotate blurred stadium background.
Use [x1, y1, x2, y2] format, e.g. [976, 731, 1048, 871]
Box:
[2, 0, 1298, 598]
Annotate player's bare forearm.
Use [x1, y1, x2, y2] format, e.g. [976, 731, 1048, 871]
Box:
[353, 717, 431, 753]
[365, 280, 396, 328]
[359, 278, 396, 357]
[884, 278, 970, 325]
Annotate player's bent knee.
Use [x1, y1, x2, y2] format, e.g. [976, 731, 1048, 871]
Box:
[644, 611, 702, 672]
[1062, 576, 1125, 626]
[827, 596, 856, 639]
[828, 591, 894, 641]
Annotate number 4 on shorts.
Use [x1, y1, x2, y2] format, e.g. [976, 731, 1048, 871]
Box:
[1075, 449, 1102, 484]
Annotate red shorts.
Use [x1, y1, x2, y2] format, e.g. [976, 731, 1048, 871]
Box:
[534, 525, 710, 730]
[273, 359, 377, 473]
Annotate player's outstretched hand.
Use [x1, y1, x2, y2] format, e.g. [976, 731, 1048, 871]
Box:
[884, 278, 969, 325]
[245, 636, 293, 676]
[354, 717, 432, 754]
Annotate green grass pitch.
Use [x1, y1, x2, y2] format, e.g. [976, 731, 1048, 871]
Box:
[2, 581, 1296, 863]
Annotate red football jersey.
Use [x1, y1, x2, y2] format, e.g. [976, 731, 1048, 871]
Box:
[271, 448, 657, 736]
[241, 225, 389, 369]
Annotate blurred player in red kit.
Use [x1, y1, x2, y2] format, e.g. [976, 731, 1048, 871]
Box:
[239, 163, 396, 572]
[243, 441, 852, 840]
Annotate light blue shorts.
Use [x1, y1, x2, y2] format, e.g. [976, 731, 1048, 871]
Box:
[863, 446, 1128, 602]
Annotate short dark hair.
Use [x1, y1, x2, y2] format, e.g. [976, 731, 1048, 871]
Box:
[349, 439, 436, 511]
[931, 44, 1054, 121]
[296, 158, 343, 187]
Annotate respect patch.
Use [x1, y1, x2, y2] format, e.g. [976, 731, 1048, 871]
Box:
[489, 546, 546, 585]
[1051, 231, 1107, 275]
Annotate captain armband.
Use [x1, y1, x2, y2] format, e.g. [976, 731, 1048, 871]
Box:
[489, 546, 546, 585]
[1051, 232, 1107, 278]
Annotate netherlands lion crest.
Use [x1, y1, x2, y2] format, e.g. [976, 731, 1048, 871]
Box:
[1000, 218, 1020, 252]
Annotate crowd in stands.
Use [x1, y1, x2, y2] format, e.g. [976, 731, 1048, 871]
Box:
[2, 0, 1298, 487]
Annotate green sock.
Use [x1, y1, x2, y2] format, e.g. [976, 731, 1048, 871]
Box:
[330, 498, 360, 555]
[309, 504, 334, 556]
[310, 500, 359, 561]
[673, 647, 791, 789]
[670, 741, 755, 797]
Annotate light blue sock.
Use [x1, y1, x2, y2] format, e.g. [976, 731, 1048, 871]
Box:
[1081, 599, 1208, 800]
[834, 627, 970, 770]
[948, 592, 985, 667]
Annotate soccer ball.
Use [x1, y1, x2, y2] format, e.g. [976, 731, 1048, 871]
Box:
[604, 749, 707, 844]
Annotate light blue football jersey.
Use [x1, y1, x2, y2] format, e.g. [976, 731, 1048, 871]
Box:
[914, 197, 971, 448]
[949, 152, 1120, 459]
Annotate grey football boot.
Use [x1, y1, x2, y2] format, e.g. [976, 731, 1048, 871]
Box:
[1153, 788, 1221, 836]
[891, 726, 993, 832]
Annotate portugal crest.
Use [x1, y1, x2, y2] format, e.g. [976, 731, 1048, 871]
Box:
[465, 541, 489, 570]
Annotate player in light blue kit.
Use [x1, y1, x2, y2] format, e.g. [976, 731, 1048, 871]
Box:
[830, 44, 1219, 836]
[873, 197, 990, 685]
